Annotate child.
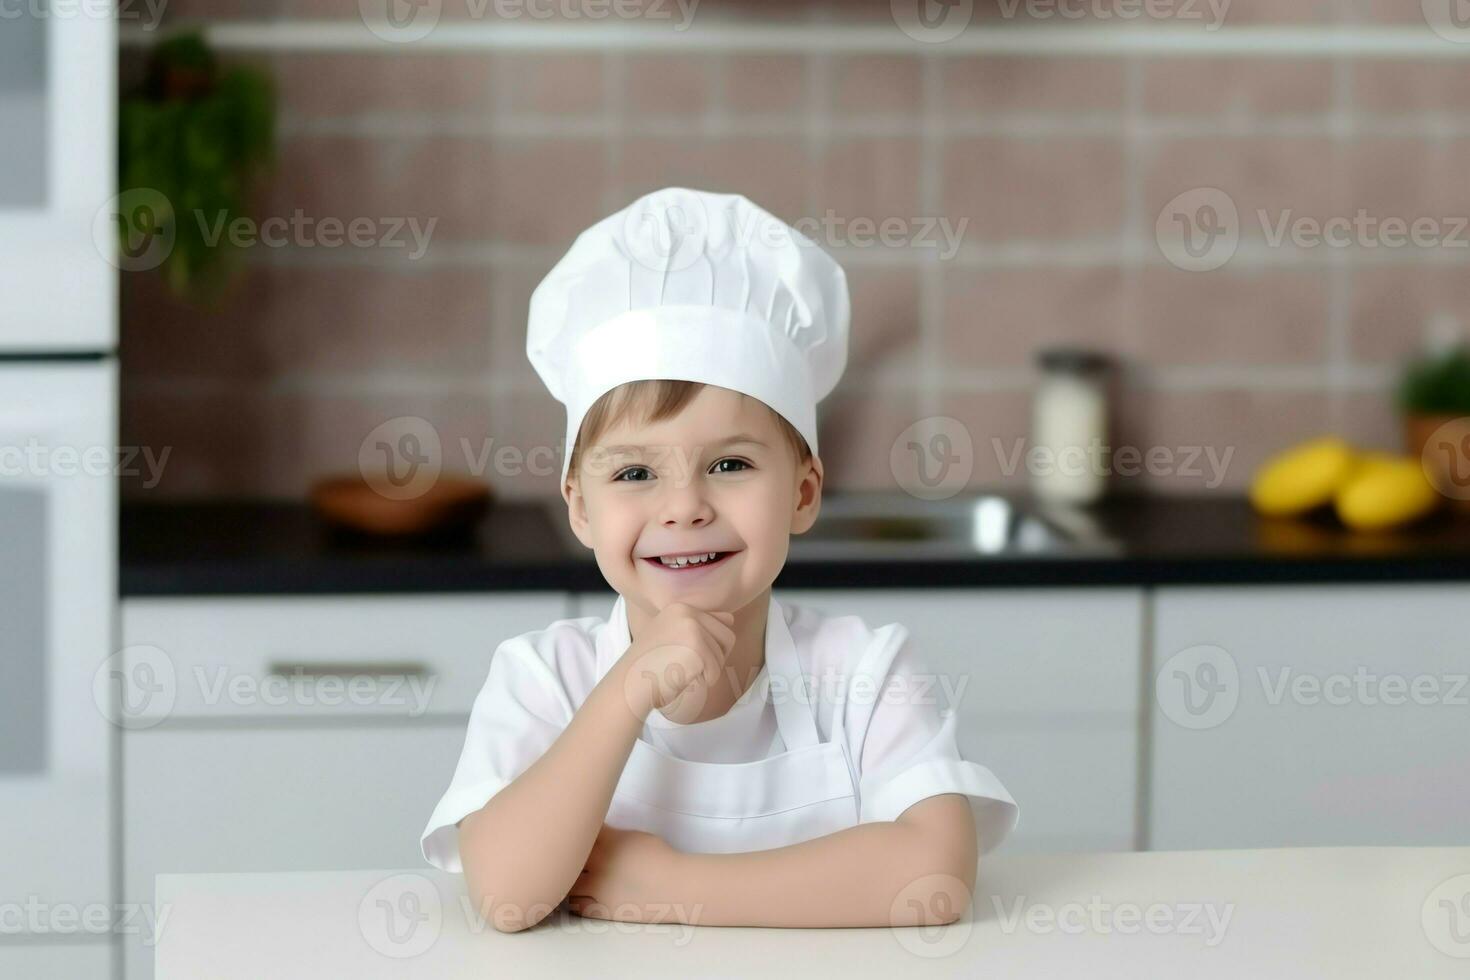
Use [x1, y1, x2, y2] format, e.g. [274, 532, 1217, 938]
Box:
[420, 188, 1017, 932]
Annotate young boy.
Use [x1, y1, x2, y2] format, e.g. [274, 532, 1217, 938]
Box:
[420, 188, 1017, 932]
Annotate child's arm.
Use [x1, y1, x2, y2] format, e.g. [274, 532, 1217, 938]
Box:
[571, 793, 978, 928]
[456, 605, 735, 932]
[457, 656, 646, 932]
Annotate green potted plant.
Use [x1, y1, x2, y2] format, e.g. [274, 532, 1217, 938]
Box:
[118, 31, 275, 301]
[1399, 339, 1470, 513]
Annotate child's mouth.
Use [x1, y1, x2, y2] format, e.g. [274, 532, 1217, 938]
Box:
[641, 551, 737, 573]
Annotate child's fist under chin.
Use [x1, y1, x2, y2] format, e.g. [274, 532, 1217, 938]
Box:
[615, 602, 736, 721]
[567, 825, 690, 924]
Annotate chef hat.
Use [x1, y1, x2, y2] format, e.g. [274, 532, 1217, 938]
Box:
[527, 187, 850, 488]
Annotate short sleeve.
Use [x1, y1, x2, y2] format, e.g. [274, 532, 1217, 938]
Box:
[849, 626, 1019, 854]
[420, 636, 575, 872]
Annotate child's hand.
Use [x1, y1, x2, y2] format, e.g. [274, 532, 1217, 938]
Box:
[567, 825, 688, 923]
[617, 603, 735, 723]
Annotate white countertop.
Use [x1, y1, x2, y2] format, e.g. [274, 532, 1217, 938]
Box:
[154, 847, 1470, 978]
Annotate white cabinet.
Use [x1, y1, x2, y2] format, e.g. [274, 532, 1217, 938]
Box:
[571, 589, 618, 619]
[120, 724, 468, 980]
[790, 590, 1145, 854]
[120, 593, 571, 720]
[118, 593, 568, 980]
[0, 944, 114, 980]
[0, 363, 116, 948]
[1149, 585, 1470, 851]
[0, 0, 115, 351]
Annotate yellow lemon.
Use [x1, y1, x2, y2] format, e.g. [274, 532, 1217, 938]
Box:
[1334, 456, 1440, 531]
[1249, 437, 1357, 517]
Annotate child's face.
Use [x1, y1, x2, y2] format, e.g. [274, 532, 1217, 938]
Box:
[562, 385, 822, 615]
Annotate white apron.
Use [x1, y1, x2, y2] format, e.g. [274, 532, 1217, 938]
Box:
[598, 596, 860, 855]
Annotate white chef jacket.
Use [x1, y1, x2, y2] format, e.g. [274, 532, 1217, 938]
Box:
[421, 594, 1018, 871]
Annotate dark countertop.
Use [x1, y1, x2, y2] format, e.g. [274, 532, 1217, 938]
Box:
[119, 493, 1470, 596]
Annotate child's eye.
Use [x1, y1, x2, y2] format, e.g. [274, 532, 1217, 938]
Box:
[612, 458, 750, 482]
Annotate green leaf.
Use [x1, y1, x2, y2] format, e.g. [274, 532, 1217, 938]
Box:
[117, 29, 277, 301]
[1399, 346, 1470, 415]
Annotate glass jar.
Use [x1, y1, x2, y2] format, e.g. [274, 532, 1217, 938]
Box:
[1031, 347, 1112, 505]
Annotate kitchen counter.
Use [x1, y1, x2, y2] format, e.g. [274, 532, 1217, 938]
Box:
[120, 493, 1470, 596]
[153, 847, 1470, 978]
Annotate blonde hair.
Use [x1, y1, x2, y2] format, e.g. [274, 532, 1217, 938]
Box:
[567, 379, 811, 484]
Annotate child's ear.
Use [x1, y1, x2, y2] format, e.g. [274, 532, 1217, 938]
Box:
[791, 455, 823, 535]
[562, 474, 595, 550]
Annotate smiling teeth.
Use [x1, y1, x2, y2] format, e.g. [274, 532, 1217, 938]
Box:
[659, 552, 719, 567]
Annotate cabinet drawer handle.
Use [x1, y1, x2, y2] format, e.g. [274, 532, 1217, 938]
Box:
[266, 661, 431, 678]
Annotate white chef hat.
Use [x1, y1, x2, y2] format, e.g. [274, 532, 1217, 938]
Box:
[527, 187, 850, 488]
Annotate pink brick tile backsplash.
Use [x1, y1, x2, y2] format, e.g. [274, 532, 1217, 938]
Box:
[1143, 136, 1344, 244]
[1140, 60, 1335, 116]
[121, 12, 1470, 500]
[265, 53, 496, 116]
[261, 135, 497, 243]
[623, 54, 713, 116]
[121, 388, 275, 496]
[263, 132, 609, 245]
[845, 265, 924, 381]
[1340, 391, 1406, 454]
[943, 267, 1128, 369]
[830, 55, 924, 117]
[1345, 139, 1448, 223]
[935, 390, 1037, 487]
[723, 54, 810, 115]
[122, 264, 495, 378]
[123, 389, 501, 497]
[1352, 0, 1440, 23]
[813, 137, 923, 229]
[1129, 268, 1331, 367]
[1352, 61, 1470, 113]
[1113, 389, 1334, 492]
[942, 136, 1127, 243]
[940, 57, 1125, 114]
[496, 53, 608, 116]
[1350, 267, 1470, 365]
[616, 137, 809, 223]
[818, 388, 938, 490]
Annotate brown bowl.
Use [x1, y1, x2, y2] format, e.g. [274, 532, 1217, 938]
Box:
[309, 474, 493, 537]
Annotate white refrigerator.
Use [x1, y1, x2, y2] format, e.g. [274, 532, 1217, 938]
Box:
[0, 5, 120, 979]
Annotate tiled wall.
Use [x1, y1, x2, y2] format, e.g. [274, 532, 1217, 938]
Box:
[121, 0, 1469, 499]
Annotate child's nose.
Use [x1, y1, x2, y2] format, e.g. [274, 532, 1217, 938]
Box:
[659, 481, 715, 527]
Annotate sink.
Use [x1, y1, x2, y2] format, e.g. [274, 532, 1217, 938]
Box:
[787, 492, 1120, 560]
